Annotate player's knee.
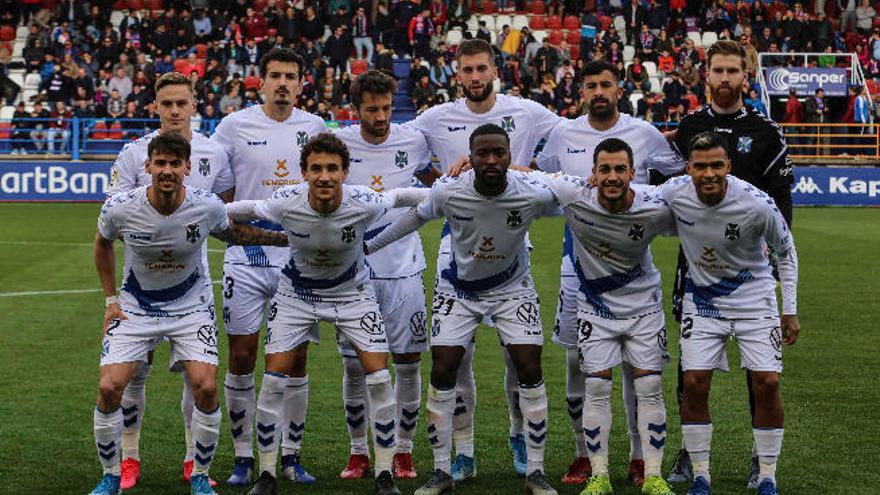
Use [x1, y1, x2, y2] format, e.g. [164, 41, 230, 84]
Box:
[228, 345, 257, 373]
[682, 372, 710, 396]
[430, 365, 457, 389]
[515, 361, 543, 386]
[750, 372, 780, 396]
[98, 378, 125, 408]
[289, 344, 309, 376]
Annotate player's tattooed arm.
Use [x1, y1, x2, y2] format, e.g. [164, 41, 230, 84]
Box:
[212, 223, 288, 247]
[94, 231, 127, 334]
[217, 187, 236, 204]
[415, 166, 442, 186]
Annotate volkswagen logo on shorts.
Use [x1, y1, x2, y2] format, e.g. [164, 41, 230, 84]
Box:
[516, 302, 540, 326]
[197, 324, 217, 347]
[770, 326, 782, 352]
[360, 311, 384, 335]
[409, 311, 427, 337]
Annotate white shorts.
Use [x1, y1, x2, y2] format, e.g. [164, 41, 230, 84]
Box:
[551, 276, 579, 348]
[100, 310, 219, 369]
[222, 263, 281, 335]
[266, 290, 390, 355]
[679, 314, 782, 373]
[576, 310, 669, 374]
[429, 285, 544, 348]
[339, 273, 428, 357]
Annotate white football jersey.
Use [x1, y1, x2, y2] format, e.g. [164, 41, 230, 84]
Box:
[417, 170, 558, 297]
[248, 183, 393, 302]
[660, 175, 795, 319]
[335, 124, 432, 278]
[107, 129, 234, 196]
[410, 94, 560, 172]
[98, 186, 228, 317]
[211, 105, 328, 267]
[547, 176, 676, 319]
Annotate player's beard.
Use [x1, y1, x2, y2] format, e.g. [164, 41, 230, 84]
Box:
[362, 120, 390, 140]
[710, 83, 741, 110]
[588, 97, 616, 121]
[463, 82, 493, 103]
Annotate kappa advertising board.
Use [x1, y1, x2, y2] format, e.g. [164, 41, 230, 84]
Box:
[764, 67, 848, 96]
[0, 162, 879, 206]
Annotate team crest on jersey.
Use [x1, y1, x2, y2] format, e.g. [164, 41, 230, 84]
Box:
[198, 158, 211, 177]
[500, 115, 515, 132]
[296, 131, 309, 148]
[725, 223, 740, 240]
[275, 159, 289, 178]
[395, 150, 408, 169]
[186, 224, 201, 243]
[628, 223, 645, 241]
[506, 210, 523, 228]
[737, 136, 753, 154]
[341, 225, 356, 243]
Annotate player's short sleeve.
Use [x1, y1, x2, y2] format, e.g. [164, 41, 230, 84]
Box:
[107, 145, 141, 195]
[415, 178, 451, 220]
[409, 110, 439, 155]
[541, 172, 583, 207]
[410, 129, 434, 176]
[206, 194, 230, 233]
[210, 115, 237, 162]
[671, 117, 694, 161]
[527, 98, 562, 142]
[97, 197, 122, 240]
[759, 119, 794, 189]
[535, 124, 562, 173]
[642, 124, 685, 176]
[210, 146, 234, 193]
[257, 186, 298, 223]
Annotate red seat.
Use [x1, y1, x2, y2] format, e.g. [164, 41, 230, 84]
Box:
[569, 45, 581, 61]
[126, 0, 144, 10]
[0, 25, 14, 42]
[566, 30, 581, 44]
[195, 43, 207, 59]
[547, 15, 563, 30]
[599, 15, 612, 31]
[146, 0, 162, 9]
[350, 59, 368, 76]
[530, 1, 546, 14]
[243, 75, 261, 91]
[866, 80, 878, 94]
[563, 15, 580, 30]
[173, 59, 188, 73]
[108, 122, 124, 140]
[90, 121, 107, 139]
[529, 16, 546, 30]
[40, 0, 59, 9]
[0, 122, 12, 139]
[253, 0, 268, 12]
[480, 1, 497, 14]
[113, 0, 126, 9]
[549, 30, 563, 45]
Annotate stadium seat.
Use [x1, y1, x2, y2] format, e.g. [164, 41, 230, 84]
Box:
[253, 0, 269, 12]
[649, 77, 660, 93]
[466, 17, 479, 31]
[195, 43, 207, 59]
[563, 15, 580, 30]
[126, 0, 145, 10]
[629, 92, 642, 112]
[12, 39, 23, 58]
[644, 61, 657, 78]
[350, 59, 368, 76]
[479, 1, 496, 14]
[90, 121, 108, 139]
[0, 105, 15, 120]
[24, 73, 41, 90]
[113, 0, 126, 9]
[702, 31, 718, 47]
[15, 26, 29, 41]
[108, 122, 124, 140]
[40, 0, 58, 9]
[623, 45, 635, 62]
[613, 15, 625, 34]
[566, 30, 581, 44]
[446, 28, 463, 46]
[479, 15, 496, 31]
[512, 15, 529, 31]
[490, 30, 498, 44]
[569, 44, 580, 61]
[529, 16, 546, 30]
[531, 30, 547, 44]
[243, 75, 261, 90]
[530, 1, 546, 14]
[549, 30, 563, 45]
[0, 25, 15, 42]
[547, 15, 563, 30]
[7, 73, 23, 97]
[496, 15, 512, 31]
[146, 0, 162, 9]
[599, 15, 612, 31]
[688, 31, 703, 47]
[110, 11, 124, 28]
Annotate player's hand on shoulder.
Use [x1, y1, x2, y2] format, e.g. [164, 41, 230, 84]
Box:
[781, 314, 800, 345]
[663, 129, 677, 144]
[446, 156, 471, 177]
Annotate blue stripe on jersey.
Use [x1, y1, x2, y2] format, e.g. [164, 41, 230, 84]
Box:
[364, 223, 389, 241]
[281, 259, 358, 291]
[251, 220, 284, 232]
[571, 254, 646, 319]
[228, 221, 283, 267]
[684, 270, 754, 318]
[440, 220, 451, 238]
[440, 255, 520, 296]
[562, 224, 573, 258]
[121, 269, 201, 317]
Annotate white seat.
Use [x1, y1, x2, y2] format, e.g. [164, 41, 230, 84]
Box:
[466, 17, 479, 31]
[12, 40, 23, 58]
[629, 92, 642, 112]
[15, 26, 29, 41]
[8, 73, 23, 92]
[688, 31, 703, 47]
[467, 29, 478, 39]
[24, 73, 41, 90]
[512, 15, 529, 31]
[623, 45, 635, 62]
[0, 105, 15, 120]
[495, 15, 512, 31]
[109, 11, 124, 27]
[446, 29, 463, 46]
[531, 30, 547, 43]
[490, 30, 497, 44]
[613, 15, 626, 34]
[702, 31, 718, 47]
[420, 60, 430, 69]
[493, 79, 501, 93]
[479, 15, 496, 31]
[643, 61, 657, 78]
[648, 77, 660, 92]
[22, 89, 38, 104]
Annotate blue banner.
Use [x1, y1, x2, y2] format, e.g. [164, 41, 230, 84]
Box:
[791, 166, 880, 206]
[764, 67, 848, 96]
[0, 161, 112, 201]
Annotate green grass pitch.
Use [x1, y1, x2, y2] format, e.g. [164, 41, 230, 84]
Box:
[0, 204, 877, 494]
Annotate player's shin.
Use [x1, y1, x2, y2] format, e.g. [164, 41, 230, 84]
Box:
[452, 343, 476, 458]
[255, 372, 288, 476]
[281, 376, 309, 456]
[518, 380, 549, 475]
[120, 361, 150, 461]
[182, 371, 195, 461]
[394, 361, 421, 453]
[191, 405, 221, 476]
[633, 373, 667, 477]
[94, 406, 123, 475]
[426, 384, 457, 473]
[503, 347, 525, 437]
[682, 423, 713, 483]
[225, 371, 256, 459]
[365, 369, 396, 475]
[343, 356, 370, 455]
[753, 427, 784, 485]
[621, 362, 643, 461]
[564, 348, 587, 457]
[583, 375, 613, 475]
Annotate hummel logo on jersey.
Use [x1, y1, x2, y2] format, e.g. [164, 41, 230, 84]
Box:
[275, 159, 289, 178]
[677, 216, 695, 226]
[247, 140, 267, 146]
[701, 247, 717, 263]
[628, 223, 644, 241]
[479, 236, 495, 252]
[792, 176, 823, 194]
[507, 210, 523, 228]
[371, 175, 385, 192]
[447, 125, 467, 132]
[395, 150, 408, 168]
[186, 224, 201, 243]
[198, 158, 211, 176]
[452, 214, 473, 221]
[296, 131, 309, 148]
[725, 223, 740, 240]
[341, 226, 356, 243]
[714, 127, 733, 133]
[129, 233, 151, 241]
[500, 115, 516, 132]
[290, 231, 310, 238]
[737, 136, 753, 154]
[567, 147, 587, 154]
[351, 157, 363, 164]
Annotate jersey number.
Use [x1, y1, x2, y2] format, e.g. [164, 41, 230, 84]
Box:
[681, 317, 693, 340]
[224, 276, 235, 299]
[576, 319, 593, 343]
[432, 294, 455, 316]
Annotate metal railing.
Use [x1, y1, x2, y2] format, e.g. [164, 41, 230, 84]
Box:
[780, 123, 878, 159]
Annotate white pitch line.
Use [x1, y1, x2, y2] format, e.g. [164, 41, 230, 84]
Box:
[0, 240, 225, 253]
[0, 281, 223, 298]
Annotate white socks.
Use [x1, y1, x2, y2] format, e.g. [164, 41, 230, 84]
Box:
[426, 384, 456, 473]
[452, 343, 476, 458]
[281, 376, 309, 456]
[225, 372, 256, 459]
[682, 422, 713, 482]
[120, 361, 150, 460]
[621, 361, 643, 461]
[342, 356, 370, 456]
[519, 381, 549, 475]
[565, 347, 588, 457]
[255, 372, 287, 476]
[503, 346, 524, 438]
[394, 361, 421, 454]
[754, 427, 784, 485]
[366, 369, 396, 475]
[181, 372, 195, 461]
[583, 375, 612, 475]
[634, 373, 667, 477]
[94, 406, 122, 475]
[191, 406, 221, 476]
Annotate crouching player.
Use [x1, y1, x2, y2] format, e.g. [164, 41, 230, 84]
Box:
[662, 132, 800, 495]
[90, 133, 288, 495]
[544, 138, 678, 495]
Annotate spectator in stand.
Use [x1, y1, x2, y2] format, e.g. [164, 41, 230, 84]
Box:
[534, 38, 560, 78]
[395, 0, 421, 54]
[325, 25, 352, 77]
[106, 88, 125, 122]
[29, 101, 51, 154]
[537, 71, 557, 106]
[430, 54, 454, 90]
[555, 59, 576, 84]
[410, 74, 436, 109]
[108, 67, 133, 100]
[679, 37, 701, 67]
[200, 104, 219, 134]
[409, 9, 435, 59]
[626, 55, 651, 92]
[501, 55, 532, 93]
[300, 6, 325, 44]
[47, 100, 72, 154]
[243, 39, 261, 74]
[854, 85, 871, 154]
[352, 6, 374, 66]
[784, 89, 804, 146]
[856, 0, 876, 34]
[623, 0, 645, 45]
[658, 48, 675, 78]
[315, 100, 333, 121]
[446, 0, 469, 31]
[317, 66, 343, 107]
[43, 65, 72, 103]
[219, 86, 242, 115]
[555, 72, 579, 110]
[745, 88, 768, 115]
[655, 28, 673, 56]
[120, 100, 145, 140]
[430, 0, 447, 27]
[814, 12, 833, 51]
[11, 102, 30, 154]
[606, 41, 624, 66]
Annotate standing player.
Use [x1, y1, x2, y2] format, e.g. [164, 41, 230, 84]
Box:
[542, 138, 677, 495]
[224, 133, 427, 495]
[90, 133, 287, 495]
[535, 60, 683, 487]
[665, 40, 794, 487]
[409, 38, 561, 479]
[333, 70, 439, 480]
[211, 48, 328, 486]
[107, 71, 234, 490]
[662, 132, 799, 495]
[366, 124, 560, 495]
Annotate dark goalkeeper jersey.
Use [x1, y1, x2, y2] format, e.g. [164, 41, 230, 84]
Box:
[671, 104, 794, 226]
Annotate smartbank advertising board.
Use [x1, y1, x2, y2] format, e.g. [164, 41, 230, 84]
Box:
[764, 67, 848, 96]
[0, 162, 878, 206]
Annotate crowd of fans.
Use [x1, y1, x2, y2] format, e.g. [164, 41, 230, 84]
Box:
[0, 0, 877, 154]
